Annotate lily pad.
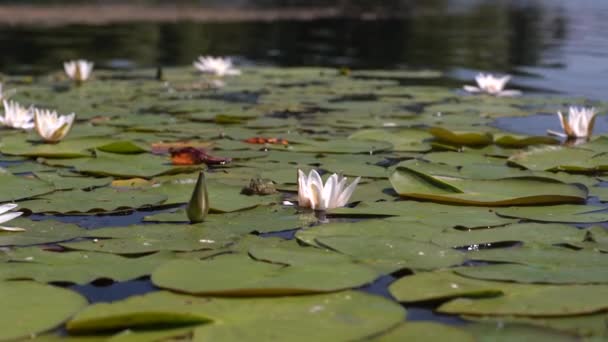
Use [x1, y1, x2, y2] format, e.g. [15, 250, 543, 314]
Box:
[152, 253, 379, 295]
[0, 218, 85, 246]
[67, 290, 405, 342]
[389, 162, 586, 206]
[374, 322, 475, 342]
[60, 224, 240, 254]
[0, 281, 87, 341]
[19, 187, 167, 214]
[0, 248, 175, 284]
[496, 205, 608, 223]
[429, 127, 493, 147]
[0, 170, 55, 202]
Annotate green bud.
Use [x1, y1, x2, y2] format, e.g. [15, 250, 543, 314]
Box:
[186, 171, 209, 223]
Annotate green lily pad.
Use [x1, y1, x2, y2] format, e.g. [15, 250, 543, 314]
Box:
[19, 187, 167, 214]
[389, 162, 586, 206]
[439, 283, 608, 316]
[429, 127, 493, 147]
[508, 146, 608, 172]
[496, 205, 608, 223]
[464, 323, 579, 342]
[0, 281, 87, 341]
[315, 235, 464, 272]
[34, 172, 112, 191]
[329, 201, 515, 229]
[0, 218, 85, 246]
[494, 134, 560, 148]
[348, 129, 432, 152]
[466, 313, 608, 337]
[431, 223, 585, 248]
[374, 322, 475, 342]
[67, 290, 405, 342]
[0, 170, 55, 202]
[269, 139, 393, 154]
[60, 224, 240, 254]
[45, 151, 200, 179]
[0, 248, 175, 284]
[455, 264, 608, 284]
[152, 253, 379, 295]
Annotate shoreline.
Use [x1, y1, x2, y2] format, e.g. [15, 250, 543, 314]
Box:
[0, 5, 391, 26]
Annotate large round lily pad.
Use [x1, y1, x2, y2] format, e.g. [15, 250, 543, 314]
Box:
[0, 281, 87, 341]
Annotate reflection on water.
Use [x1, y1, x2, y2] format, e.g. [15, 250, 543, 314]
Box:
[1, 0, 606, 99]
[493, 113, 608, 137]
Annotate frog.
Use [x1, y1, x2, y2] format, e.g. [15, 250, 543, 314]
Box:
[241, 178, 277, 196]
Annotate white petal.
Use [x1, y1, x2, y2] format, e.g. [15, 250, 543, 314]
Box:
[0, 211, 23, 224]
[463, 85, 481, 93]
[322, 174, 339, 209]
[547, 129, 567, 138]
[336, 177, 361, 207]
[0, 226, 25, 232]
[0, 203, 18, 215]
[497, 89, 522, 97]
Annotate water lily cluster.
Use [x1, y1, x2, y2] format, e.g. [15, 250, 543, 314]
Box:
[464, 73, 599, 140]
[64, 59, 94, 83]
[193, 56, 240, 76]
[0, 96, 76, 143]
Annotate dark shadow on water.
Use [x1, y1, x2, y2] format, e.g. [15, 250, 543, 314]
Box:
[29, 206, 182, 229]
[406, 307, 468, 326]
[70, 278, 158, 303]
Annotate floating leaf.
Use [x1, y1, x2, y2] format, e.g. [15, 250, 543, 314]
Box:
[67, 290, 405, 342]
[0, 281, 87, 341]
[152, 254, 379, 295]
[390, 162, 586, 206]
[0, 248, 175, 284]
[375, 322, 475, 342]
[496, 205, 608, 223]
[0, 170, 55, 202]
[429, 127, 493, 147]
[19, 187, 167, 214]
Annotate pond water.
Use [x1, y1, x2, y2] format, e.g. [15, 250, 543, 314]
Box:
[1, 0, 608, 341]
[1, 0, 607, 100]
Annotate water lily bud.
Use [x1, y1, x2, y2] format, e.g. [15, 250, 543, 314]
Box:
[186, 171, 209, 223]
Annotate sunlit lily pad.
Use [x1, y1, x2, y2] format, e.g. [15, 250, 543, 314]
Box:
[0, 248, 175, 284]
[0, 281, 87, 341]
[431, 223, 585, 247]
[0, 219, 85, 246]
[329, 201, 515, 229]
[67, 290, 405, 342]
[374, 322, 475, 342]
[496, 205, 608, 223]
[19, 187, 167, 214]
[389, 162, 586, 206]
[152, 254, 379, 295]
[0, 170, 55, 202]
[429, 127, 493, 147]
[45, 151, 201, 178]
[60, 224, 240, 254]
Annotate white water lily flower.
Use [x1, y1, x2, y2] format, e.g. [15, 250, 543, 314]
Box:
[0, 203, 25, 232]
[34, 108, 76, 143]
[298, 169, 360, 211]
[193, 56, 241, 76]
[0, 100, 34, 130]
[548, 106, 598, 139]
[463, 73, 521, 96]
[64, 59, 94, 82]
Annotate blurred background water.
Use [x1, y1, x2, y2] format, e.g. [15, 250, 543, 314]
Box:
[0, 0, 606, 100]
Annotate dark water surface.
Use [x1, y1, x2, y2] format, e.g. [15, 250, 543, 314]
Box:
[1, 0, 607, 100]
